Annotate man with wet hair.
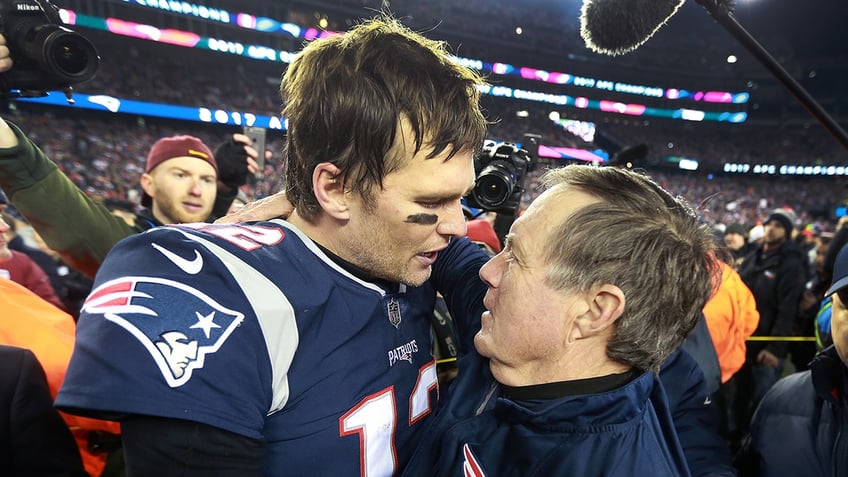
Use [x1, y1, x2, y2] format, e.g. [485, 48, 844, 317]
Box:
[58, 15, 488, 476]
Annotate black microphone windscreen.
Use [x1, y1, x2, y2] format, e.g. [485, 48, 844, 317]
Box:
[580, 0, 686, 56]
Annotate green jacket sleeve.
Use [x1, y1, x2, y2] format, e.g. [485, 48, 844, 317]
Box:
[0, 121, 141, 278]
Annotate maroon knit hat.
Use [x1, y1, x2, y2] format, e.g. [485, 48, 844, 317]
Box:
[141, 135, 217, 208]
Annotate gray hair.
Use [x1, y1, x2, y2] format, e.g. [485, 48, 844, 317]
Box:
[539, 165, 719, 372]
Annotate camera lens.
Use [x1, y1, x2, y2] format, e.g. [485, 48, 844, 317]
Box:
[472, 161, 516, 208]
[50, 37, 90, 76]
[42, 29, 100, 79]
[0, 9, 101, 96]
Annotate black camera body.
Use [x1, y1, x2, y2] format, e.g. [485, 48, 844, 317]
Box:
[466, 141, 533, 216]
[0, 0, 100, 98]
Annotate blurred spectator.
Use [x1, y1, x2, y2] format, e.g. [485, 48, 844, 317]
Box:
[791, 226, 831, 372]
[724, 222, 752, 269]
[736, 243, 848, 476]
[0, 277, 121, 477]
[0, 344, 87, 477]
[799, 225, 821, 273]
[28, 228, 94, 320]
[703, 259, 760, 443]
[811, 233, 836, 351]
[705, 260, 760, 384]
[0, 214, 65, 310]
[734, 208, 808, 445]
[2, 212, 65, 301]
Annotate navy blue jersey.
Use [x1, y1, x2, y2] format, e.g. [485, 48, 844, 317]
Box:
[57, 220, 442, 476]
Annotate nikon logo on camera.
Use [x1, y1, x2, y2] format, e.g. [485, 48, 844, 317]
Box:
[14, 4, 41, 11]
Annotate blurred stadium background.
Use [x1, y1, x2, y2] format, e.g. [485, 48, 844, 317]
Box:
[8, 0, 848, 229]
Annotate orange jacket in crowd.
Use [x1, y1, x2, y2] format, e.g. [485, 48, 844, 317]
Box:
[0, 278, 120, 477]
[703, 261, 761, 383]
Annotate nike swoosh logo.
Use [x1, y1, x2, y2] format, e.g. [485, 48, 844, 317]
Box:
[151, 243, 204, 275]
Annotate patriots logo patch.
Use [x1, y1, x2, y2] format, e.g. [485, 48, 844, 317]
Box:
[82, 276, 244, 388]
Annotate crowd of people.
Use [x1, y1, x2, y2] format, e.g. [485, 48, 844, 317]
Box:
[1, 3, 847, 477]
[5, 103, 846, 237]
[64, 0, 845, 126]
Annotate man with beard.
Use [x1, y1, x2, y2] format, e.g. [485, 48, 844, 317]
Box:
[734, 208, 807, 443]
[0, 32, 260, 279]
[0, 115, 259, 278]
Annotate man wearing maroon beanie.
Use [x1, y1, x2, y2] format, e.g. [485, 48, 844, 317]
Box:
[140, 135, 218, 225]
[0, 115, 259, 278]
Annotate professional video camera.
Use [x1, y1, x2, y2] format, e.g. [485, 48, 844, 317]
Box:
[466, 140, 533, 216]
[0, 0, 100, 100]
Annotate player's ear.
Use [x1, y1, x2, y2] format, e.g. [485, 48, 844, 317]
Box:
[313, 163, 348, 218]
[140, 173, 156, 198]
[570, 284, 624, 341]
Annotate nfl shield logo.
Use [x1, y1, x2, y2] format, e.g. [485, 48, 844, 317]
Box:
[387, 298, 402, 328]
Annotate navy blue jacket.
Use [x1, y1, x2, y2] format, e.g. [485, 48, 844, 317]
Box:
[738, 241, 807, 358]
[422, 238, 735, 476]
[403, 349, 691, 476]
[737, 346, 848, 476]
[0, 345, 87, 476]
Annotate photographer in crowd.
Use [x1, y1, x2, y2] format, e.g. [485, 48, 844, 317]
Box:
[0, 33, 262, 279]
[0, 117, 260, 278]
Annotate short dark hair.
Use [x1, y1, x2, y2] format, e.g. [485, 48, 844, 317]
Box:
[281, 15, 488, 220]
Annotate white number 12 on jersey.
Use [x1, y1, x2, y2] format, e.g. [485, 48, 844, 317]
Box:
[340, 361, 438, 476]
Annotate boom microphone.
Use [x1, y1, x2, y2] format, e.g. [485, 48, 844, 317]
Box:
[579, 0, 685, 56]
[578, 0, 848, 150]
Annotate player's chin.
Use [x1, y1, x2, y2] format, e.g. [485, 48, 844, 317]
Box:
[177, 211, 211, 224]
[400, 264, 433, 288]
[473, 332, 494, 359]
